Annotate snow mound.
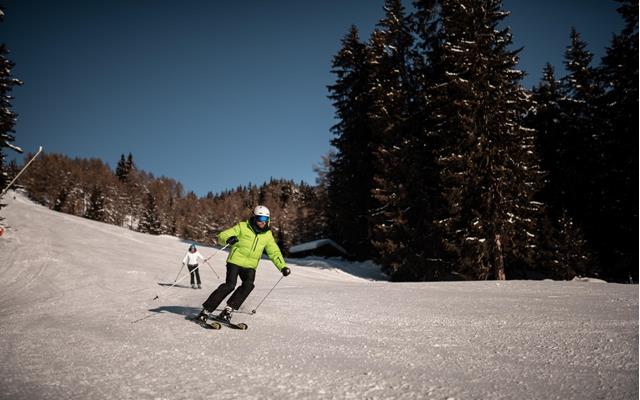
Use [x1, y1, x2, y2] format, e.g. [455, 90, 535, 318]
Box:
[289, 256, 388, 281]
[571, 276, 608, 283]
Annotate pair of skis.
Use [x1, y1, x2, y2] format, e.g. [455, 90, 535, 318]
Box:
[192, 314, 248, 330]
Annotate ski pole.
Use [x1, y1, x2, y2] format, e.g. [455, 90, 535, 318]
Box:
[204, 259, 220, 279]
[202, 251, 218, 263]
[1, 146, 43, 199]
[153, 243, 229, 300]
[251, 275, 284, 314]
[174, 263, 186, 283]
[154, 265, 201, 300]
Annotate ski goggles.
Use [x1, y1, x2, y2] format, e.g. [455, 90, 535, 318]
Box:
[255, 215, 269, 223]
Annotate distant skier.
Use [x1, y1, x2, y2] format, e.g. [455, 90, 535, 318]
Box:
[195, 205, 290, 323]
[182, 244, 204, 289]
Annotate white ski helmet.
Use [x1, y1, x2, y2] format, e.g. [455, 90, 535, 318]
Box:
[253, 205, 270, 219]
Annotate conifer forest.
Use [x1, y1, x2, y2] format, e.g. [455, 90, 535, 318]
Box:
[1, 0, 637, 282]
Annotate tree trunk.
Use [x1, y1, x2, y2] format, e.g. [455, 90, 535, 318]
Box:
[495, 233, 506, 280]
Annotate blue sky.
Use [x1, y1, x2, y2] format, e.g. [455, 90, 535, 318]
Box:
[1, 0, 625, 196]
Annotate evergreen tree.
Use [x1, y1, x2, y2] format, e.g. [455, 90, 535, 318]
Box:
[385, 0, 448, 280]
[327, 26, 377, 258]
[557, 28, 610, 277]
[561, 28, 604, 215]
[311, 152, 334, 241]
[53, 183, 71, 212]
[431, 0, 542, 280]
[367, 0, 420, 278]
[295, 182, 325, 244]
[4, 159, 19, 185]
[139, 191, 162, 235]
[115, 154, 128, 182]
[126, 152, 135, 173]
[530, 64, 565, 201]
[277, 182, 295, 249]
[596, 0, 638, 280]
[85, 185, 106, 222]
[536, 209, 594, 279]
[115, 152, 135, 183]
[123, 158, 143, 230]
[0, 9, 23, 199]
[528, 63, 595, 278]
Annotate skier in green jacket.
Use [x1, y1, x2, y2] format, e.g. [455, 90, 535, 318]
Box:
[195, 205, 290, 323]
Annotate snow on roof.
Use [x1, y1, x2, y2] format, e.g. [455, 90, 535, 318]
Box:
[289, 238, 347, 255]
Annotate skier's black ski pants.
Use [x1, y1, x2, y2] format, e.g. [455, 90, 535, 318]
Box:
[202, 263, 255, 311]
[187, 264, 201, 285]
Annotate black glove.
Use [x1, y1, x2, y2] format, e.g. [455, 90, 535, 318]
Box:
[281, 267, 291, 277]
[226, 236, 239, 245]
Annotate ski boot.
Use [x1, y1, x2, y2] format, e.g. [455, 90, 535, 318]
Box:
[197, 284, 202, 289]
[194, 308, 209, 323]
[193, 308, 222, 330]
[218, 306, 234, 323]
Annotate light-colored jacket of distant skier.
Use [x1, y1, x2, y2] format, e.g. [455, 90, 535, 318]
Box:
[183, 249, 204, 266]
[183, 244, 205, 288]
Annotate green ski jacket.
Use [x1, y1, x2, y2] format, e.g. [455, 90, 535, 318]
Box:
[217, 220, 286, 271]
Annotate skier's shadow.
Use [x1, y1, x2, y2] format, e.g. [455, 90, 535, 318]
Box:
[148, 305, 200, 318]
[131, 305, 200, 324]
[147, 305, 252, 316]
[131, 305, 255, 324]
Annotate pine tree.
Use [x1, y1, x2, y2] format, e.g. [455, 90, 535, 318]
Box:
[121, 154, 142, 230]
[85, 185, 106, 222]
[527, 63, 595, 278]
[388, 0, 448, 280]
[327, 26, 377, 258]
[560, 28, 603, 205]
[277, 181, 298, 249]
[596, 0, 638, 280]
[311, 152, 334, 241]
[53, 183, 71, 212]
[558, 28, 608, 277]
[367, 0, 420, 278]
[139, 191, 162, 235]
[431, 0, 542, 280]
[126, 153, 135, 173]
[0, 8, 23, 199]
[4, 159, 19, 185]
[536, 209, 594, 279]
[115, 152, 136, 183]
[115, 154, 128, 182]
[295, 182, 325, 243]
[530, 64, 565, 201]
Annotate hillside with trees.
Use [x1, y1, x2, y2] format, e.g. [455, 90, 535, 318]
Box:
[2, 0, 637, 282]
[14, 152, 326, 253]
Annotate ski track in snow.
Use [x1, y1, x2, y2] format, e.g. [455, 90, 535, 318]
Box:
[0, 192, 637, 400]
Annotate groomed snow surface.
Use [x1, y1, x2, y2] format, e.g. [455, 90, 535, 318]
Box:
[0, 192, 637, 400]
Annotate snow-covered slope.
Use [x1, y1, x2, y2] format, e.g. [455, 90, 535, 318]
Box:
[0, 192, 637, 400]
